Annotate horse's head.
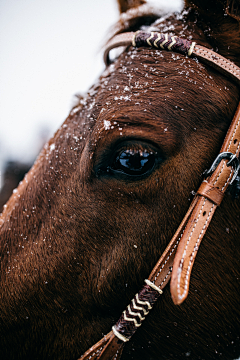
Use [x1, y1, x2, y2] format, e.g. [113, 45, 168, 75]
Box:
[0, 1, 240, 359]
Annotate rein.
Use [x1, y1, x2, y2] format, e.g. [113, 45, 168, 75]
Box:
[80, 31, 240, 360]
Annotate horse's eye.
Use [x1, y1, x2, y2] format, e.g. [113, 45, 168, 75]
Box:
[110, 148, 156, 177]
[96, 141, 164, 180]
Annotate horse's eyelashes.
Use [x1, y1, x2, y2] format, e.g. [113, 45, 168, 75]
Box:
[111, 148, 156, 176]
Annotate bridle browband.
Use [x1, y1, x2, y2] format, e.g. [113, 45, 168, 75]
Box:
[80, 31, 240, 360]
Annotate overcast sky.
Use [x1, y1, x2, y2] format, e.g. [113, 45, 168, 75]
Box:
[0, 0, 182, 176]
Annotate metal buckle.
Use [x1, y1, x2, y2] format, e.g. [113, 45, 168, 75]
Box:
[204, 151, 240, 185]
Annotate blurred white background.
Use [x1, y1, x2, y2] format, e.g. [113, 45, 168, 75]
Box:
[0, 0, 182, 188]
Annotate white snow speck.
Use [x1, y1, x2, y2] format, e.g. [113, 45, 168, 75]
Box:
[103, 120, 111, 130]
[73, 136, 79, 142]
[50, 143, 55, 152]
[114, 95, 131, 101]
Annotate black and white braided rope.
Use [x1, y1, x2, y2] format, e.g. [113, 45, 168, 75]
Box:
[112, 280, 163, 342]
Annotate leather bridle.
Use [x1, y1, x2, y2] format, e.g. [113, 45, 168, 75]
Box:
[80, 30, 240, 360]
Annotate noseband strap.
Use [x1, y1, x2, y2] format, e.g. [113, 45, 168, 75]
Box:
[80, 31, 240, 360]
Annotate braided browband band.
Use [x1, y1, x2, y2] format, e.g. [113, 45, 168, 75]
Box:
[80, 31, 240, 360]
[104, 30, 240, 85]
[132, 30, 196, 56]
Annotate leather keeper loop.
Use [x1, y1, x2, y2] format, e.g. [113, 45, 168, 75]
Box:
[197, 181, 224, 206]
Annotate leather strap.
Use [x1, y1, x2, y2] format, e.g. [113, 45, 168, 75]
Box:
[196, 182, 225, 206]
[79, 31, 240, 360]
[79, 331, 113, 360]
[192, 45, 240, 85]
[170, 102, 240, 304]
[104, 32, 134, 66]
[148, 196, 199, 288]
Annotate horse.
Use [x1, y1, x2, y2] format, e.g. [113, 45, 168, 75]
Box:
[0, 0, 240, 359]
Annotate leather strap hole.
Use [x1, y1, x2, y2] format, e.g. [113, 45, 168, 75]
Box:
[233, 139, 238, 144]
[203, 211, 206, 216]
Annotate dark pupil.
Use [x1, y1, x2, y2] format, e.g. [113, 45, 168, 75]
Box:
[115, 150, 154, 175]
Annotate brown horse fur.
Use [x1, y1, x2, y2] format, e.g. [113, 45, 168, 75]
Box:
[0, 0, 240, 359]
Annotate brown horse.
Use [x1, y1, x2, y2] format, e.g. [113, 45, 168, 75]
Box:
[0, 0, 240, 359]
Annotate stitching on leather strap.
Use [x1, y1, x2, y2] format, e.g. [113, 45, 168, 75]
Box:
[156, 233, 183, 286]
[177, 200, 215, 299]
[113, 349, 121, 360]
[85, 347, 103, 360]
[194, 46, 240, 79]
[151, 197, 199, 289]
[183, 203, 215, 298]
[213, 161, 225, 185]
[159, 270, 171, 286]
[153, 223, 189, 287]
[222, 167, 234, 190]
[154, 233, 183, 282]
[177, 199, 206, 297]
[227, 116, 240, 151]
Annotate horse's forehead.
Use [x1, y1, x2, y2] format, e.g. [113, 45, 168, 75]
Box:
[97, 46, 217, 111]
[89, 50, 210, 128]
